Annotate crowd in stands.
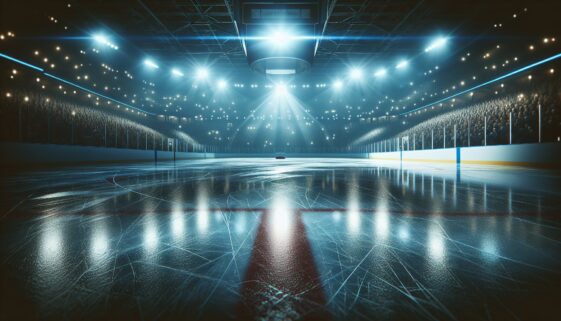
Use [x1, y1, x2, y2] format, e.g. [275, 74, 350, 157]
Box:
[2, 78, 560, 153]
[0, 91, 193, 152]
[1, 0, 560, 153]
[382, 81, 561, 150]
[1, 23, 560, 153]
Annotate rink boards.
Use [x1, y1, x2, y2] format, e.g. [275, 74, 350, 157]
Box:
[369, 142, 561, 167]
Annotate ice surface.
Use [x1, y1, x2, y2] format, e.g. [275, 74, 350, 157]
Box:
[1, 158, 561, 320]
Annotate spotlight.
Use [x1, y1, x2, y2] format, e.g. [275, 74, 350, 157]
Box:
[196, 67, 209, 79]
[349, 68, 363, 80]
[268, 27, 295, 50]
[396, 59, 409, 69]
[93, 34, 109, 44]
[275, 83, 287, 95]
[271, 30, 291, 44]
[333, 79, 343, 90]
[171, 68, 184, 77]
[217, 79, 227, 90]
[425, 36, 448, 52]
[143, 59, 159, 69]
[93, 33, 118, 50]
[374, 68, 387, 78]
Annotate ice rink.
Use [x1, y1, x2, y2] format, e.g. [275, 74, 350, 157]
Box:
[1, 158, 561, 320]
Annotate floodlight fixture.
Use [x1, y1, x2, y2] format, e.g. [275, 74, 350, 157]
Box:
[196, 67, 209, 79]
[349, 67, 363, 80]
[144, 59, 159, 69]
[171, 68, 184, 77]
[425, 36, 448, 52]
[374, 68, 387, 78]
[93, 33, 118, 50]
[396, 59, 409, 69]
[217, 79, 227, 90]
[333, 79, 343, 90]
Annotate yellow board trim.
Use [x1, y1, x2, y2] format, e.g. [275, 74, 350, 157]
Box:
[370, 157, 552, 168]
[401, 158, 456, 164]
[461, 160, 535, 166]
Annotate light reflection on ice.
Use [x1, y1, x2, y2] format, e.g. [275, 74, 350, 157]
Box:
[7, 158, 561, 320]
[235, 213, 247, 235]
[269, 192, 293, 248]
[171, 210, 185, 241]
[346, 178, 361, 236]
[90, 222, 109, 261]
[332, 211, 341, 223]
[481, 236, 499, 261]
[428, 224, 446, 264]
[196, 184, 210, 235]
[374, 201, 390, 241]
[398, 224, 409, 241]
[144, 215, 159, 252]
[347, 210, 360, 236]
[39, 216, 65, 265]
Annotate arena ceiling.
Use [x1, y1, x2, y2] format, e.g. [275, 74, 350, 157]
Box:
[6, 0, 552, 72]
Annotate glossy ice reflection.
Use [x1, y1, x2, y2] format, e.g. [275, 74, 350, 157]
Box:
[1, 158, 561, 320]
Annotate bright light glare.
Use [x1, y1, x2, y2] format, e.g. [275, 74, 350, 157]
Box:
[374, 68, 387, 77]
[275, 83, 287, 95]
[333, 79, 343, 90]
[93, 34, 108, 44]
[93, 34, 118, 50]
[269, 28, 294, 49]
[143, 59, 159, 69]
[272, 30, 291, 43]
[266, 69, 295, 75]
[217, 79, 227, 90]
[349, 68, 363, 80]
[171, 68, 184, 77]
[196, 67, 209, 79]
[396, 59, 409, 69]
[425, 37, 448, 52]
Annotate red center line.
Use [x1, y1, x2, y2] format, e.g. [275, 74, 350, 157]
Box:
[10, 207, 559, 219]
[238, 209, 330, 320]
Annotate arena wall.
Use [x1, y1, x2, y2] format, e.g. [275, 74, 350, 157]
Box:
[0, 142, 213, 166]
[368, 143, 561, 167]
